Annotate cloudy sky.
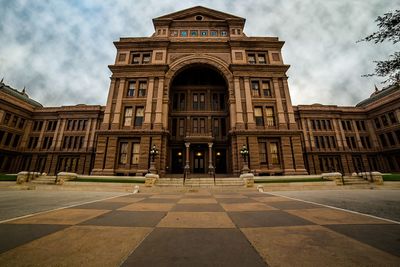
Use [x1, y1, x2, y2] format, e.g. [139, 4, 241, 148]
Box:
[0, 0, 398, 107]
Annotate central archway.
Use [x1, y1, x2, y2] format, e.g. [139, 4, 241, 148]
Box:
[167, 63, 231, 175]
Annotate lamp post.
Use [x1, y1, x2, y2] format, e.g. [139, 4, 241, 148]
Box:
[149, 144, 159, 174]
[240, 144, 250, 174]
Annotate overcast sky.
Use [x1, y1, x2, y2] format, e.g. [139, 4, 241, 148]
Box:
[0, 0, 398, 107]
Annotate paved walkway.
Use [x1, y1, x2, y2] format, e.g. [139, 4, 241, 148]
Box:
[0, 188, 399, 266]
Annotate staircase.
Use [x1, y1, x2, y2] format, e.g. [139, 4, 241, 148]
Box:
[156, 177, 244, 187]
[30, 176, 57, 185]
[341, 176, 370, 185]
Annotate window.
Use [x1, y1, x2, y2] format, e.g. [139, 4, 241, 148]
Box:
[33, 121, 43, 132]
[142, 53, 151, 64]
[374, 118, 381, 129]
[251, 81, 260, 97]
[18, 118, 25, 129]
[178, 119, 185, 136]
[259, 141, 267, 163]
[258, 54, 266, 64]
[28, 137, 39, 149]
[41, 136, 53, 149]
[12, 134, 20, 148]
[200, 118, 206, 133]
[3, 113, 11, 125]
[47, 120, 57, 131]
[262, 81, 271, 97]
[248, 54, 256, 64]
[381, 115, 388, 126]
[314, 136, 320, 149]
[180, 30, 187, 37]
[330, 136, 337, 148]
[193, 118, 198, 133]
[4, 133, 12, 146]
[131, 54, 140, 64]
[213, 119, 220, 137]
[131, 143, 140, 164]
[346, 136, 357, 149]
[134, 107, 144, 126]
[200, 30, 208, 36]
[170, 30, 178, 37]
[199, 93, 205, 110]
[179, 93, 185, 110]
[210, 30, 217, 36]
[247, 52, 268, 64]
[190, 30, 198, 37]
[387, 132, 396, 146]
[119, 143, 128, 164]
[270, 142, 280, 164]
[124, 107, 133, 126]
[265, 107, 275, 126]
[254, 107, 264, 126]
[388, 112, 397, 124]
[138, 81, 147, 97]
[127, 81, 135, 96]
[341, 120, 352, 131]
[11, 116, 18, 127]
[221, 31, 228, 36]
[193, 93, 199, 110]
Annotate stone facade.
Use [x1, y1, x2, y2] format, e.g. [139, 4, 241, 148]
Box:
[0, 6, 399, 176]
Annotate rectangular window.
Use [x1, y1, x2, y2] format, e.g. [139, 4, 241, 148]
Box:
[178, 119, 185, 137]
[127, 81, 135, 97]
[213, 119, 220, 137]
[248, 54, 256, 64]
[190, 30, 198, 37]
[259, 141, 267, 163]
[199, 93, 205, 110]
[314, 136, 320, 149]
[374, 118, 381, 129]
[18, 118, 25, 129]
[134, 107, 144, 126]
[171, 119, 177, 137]
[387, 132, 396, 146]
[12, 134, 20, 148]
[251, 81, 260, 97]
[11, 116, 18, 127]
[265, 107, 275, 126]
[3, 113, 11, 125]
[193, 118, 198, 133]
[142, 53, 151, 64]
[330, 136, 337, 148]
[388, 112, 397, 124]
[131, 143, 140, 164]
[381, 115, 388, 126]
[254, 107, 264, 126]
[4, 133, 12, 146]
[193, 94, 199, 110]
[180, 30, 188, 37]
[212, 93, 219, 110]
[138, 81, 147, 97]
[258, 54, 266, 64]
[200, 118, 206, 133]
[262, 81, 271, 97]
[119, 143, 128, 164]
[179, 93, 185, 110]
[124, 107, 133, 126]
[131, 54, 140, 64]
[210, 30, 217, 37]
[270, 142, 280, 164]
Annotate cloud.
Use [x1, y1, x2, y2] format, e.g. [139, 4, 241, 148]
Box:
[0, 0, 398, 106]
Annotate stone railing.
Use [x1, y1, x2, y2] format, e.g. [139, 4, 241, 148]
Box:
[16, 171, 40, 184]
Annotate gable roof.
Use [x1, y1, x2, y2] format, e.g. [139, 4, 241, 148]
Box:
[153, 6, 245, 24]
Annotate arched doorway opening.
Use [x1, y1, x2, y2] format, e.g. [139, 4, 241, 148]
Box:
[167, 64, 230, 175]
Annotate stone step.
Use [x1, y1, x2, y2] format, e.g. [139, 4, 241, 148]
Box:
[156, 178, 244, 187]
[31, 177, 57, 184]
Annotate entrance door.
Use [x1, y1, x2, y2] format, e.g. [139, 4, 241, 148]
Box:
[215, 149, 227, 173]
[171, 148, 184, 173]
[193, 150, 205, 173]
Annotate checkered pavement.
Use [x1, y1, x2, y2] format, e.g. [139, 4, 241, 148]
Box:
[0, 190, 399, 266]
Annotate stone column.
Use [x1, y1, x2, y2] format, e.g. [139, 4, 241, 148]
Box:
[37, 121, 47, 149]
[282, 78, 296, 129]
[243, 77, 255, 127]
[50, 119, 60, 150]
[307, 119, 315, 150]
[184, 142, 190, 175]
[333, 119, 343, 149]
[111, 78, 126, 129]
[208, 142, 214, 174]
[229, 99, 237, 129]
[143, 77, 155, 128]
[56, 119, 67, 149]
[272, 78, 286, 129]
[88, 119, 97, 149]
[83, 119, 92, 149]
[102, 78, 116, 128]
[154, 78, 164, 129]
[233, 77, 244, 128]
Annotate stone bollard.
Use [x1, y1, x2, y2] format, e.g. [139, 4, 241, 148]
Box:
[370, 172, 384, 185]
[144, 173, 159, 187]
[240, 173, 254, 187]
[322, 172, 343, 185]
[56, 172, 78, 185]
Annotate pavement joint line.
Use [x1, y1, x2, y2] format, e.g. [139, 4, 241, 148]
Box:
[263, 191, 400, 225]
[0, 192, 135, 224]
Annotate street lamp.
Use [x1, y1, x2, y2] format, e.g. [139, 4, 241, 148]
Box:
[149, 144, 159, 173]
[240, 144, 250, 174]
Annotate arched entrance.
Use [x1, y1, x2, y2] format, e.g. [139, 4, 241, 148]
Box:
[167, 64, 231, 175]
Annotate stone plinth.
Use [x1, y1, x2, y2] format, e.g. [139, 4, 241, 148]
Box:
[56, 172, 78, 185]
[16, 172, 40, 184]
[145, 173, 159, 187]
[240, 173, 254, 187]
[322, 172, 343, 185]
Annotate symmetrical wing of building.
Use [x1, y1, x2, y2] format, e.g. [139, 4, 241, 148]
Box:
[1, 6, 399, 176]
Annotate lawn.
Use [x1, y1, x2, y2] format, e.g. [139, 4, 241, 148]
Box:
[382, 173, 400, 181]
[74, 178, 145, 183]
[254, 177, 326, 183]
[0, 174, 17, 181]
